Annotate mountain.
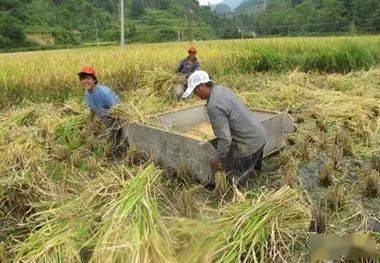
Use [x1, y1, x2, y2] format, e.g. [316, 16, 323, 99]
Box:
[213, 4, 232, 15]
[233, 0, 380, 36]
[220, 0, 247, 10]
[0, 0, 240, 50]
[234, 0, 265, 14]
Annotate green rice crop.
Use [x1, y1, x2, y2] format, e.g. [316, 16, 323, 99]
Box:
[0, 36, 379, 108]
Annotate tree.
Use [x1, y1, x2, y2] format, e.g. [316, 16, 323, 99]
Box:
[130, 0, 145, 18]
[0, 13, 26, 48]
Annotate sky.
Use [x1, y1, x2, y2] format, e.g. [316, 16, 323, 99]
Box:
[198, 0, 223, 6]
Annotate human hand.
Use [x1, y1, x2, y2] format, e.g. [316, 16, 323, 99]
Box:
[210, 159, 223, 171]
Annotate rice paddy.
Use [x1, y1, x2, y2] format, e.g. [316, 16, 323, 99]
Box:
[1, 36, 380, 262]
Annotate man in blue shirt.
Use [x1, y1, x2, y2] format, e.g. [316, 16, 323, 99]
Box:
[78, 67, 126, 159]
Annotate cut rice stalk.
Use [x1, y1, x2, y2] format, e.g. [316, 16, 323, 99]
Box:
[90, 164, 176, 263]
[178, 186, 311, 263]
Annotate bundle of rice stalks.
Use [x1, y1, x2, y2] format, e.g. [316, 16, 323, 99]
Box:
[140, 68, 186, 100]
[55, 113, 89, 150]
[179, 186, 311, 263]
[90, 164, 176, 262]
[15, 214, 92, 262]
[10, 107, 38, 127]
[110, 94, 167, 127]
[14, 190, 93, 262]
[110, 102, 154, 126]
[61, 99, 87, 116]
[178, 185, 206, 217]
[214, 171, 229, 197]
[0, 132, 46, 175]
[14, 165, 134, 262]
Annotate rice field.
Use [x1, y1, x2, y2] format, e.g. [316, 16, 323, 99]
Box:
[0, 36, 380, 262]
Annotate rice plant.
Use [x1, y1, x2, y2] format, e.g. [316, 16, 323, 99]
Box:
[318, 160, 335, 187]
[90, 164, 176, 262]
[214, 171, 229, 197]
[178, 186, 311, 263]
[0, 36, 379, 109]
[362, 170, 380, 198]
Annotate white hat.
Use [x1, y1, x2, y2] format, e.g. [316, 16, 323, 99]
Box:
[182, 70, 211, 99]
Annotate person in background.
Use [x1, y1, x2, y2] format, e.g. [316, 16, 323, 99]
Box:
[174, 46, 201, 98]
[182, 70, 269, 184]
[175, 46, 201, 77]
[78, 67, 126, 159]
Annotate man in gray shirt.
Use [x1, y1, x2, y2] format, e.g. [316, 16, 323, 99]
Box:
[182, 71, 268, 182]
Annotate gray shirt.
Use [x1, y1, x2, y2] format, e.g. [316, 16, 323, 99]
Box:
[207, 85, 268, 159]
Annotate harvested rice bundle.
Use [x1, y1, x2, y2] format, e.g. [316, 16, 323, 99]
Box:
[14, 190, 94, 262]
[91, 164, 176, 262]
[110, 102, 153, 126]
[14, 165, 134, 262]
[179, 186, 311, 263]
[141, 68, 186, 100]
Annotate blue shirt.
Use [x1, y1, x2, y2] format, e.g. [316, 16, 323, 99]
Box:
[84, 85, 120, 123]
[175, 57, 201, 77]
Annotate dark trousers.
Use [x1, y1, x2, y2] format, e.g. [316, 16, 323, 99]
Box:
[222, 145, 265, 184]
[105, 118, 127, 159]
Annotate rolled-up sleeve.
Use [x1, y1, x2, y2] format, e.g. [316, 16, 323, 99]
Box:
[208, 105, 232, 159]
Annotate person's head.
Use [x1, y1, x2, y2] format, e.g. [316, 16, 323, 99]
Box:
[78, 67, 98, 92]
[182, 71, 213, 100]
[194, 81, 213, 100]
[188, 46, 197, 60]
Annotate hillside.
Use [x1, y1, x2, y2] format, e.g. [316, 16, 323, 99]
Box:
[220, 0, 247, 10]
[234, 0, 264, 13]
[213, 3, 232, 15]
[0, 0, 238, 50]
[233, 0, 380, 35]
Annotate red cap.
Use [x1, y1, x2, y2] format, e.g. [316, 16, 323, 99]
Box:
[188, 46, 197, 53]
[79, 67, 96, 77]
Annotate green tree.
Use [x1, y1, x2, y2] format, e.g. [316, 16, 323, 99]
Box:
[130, 0, 145, 18]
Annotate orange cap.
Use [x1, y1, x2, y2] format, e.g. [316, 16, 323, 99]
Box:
[188, 46, 197, 53]
[78, 67, 96, 77]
